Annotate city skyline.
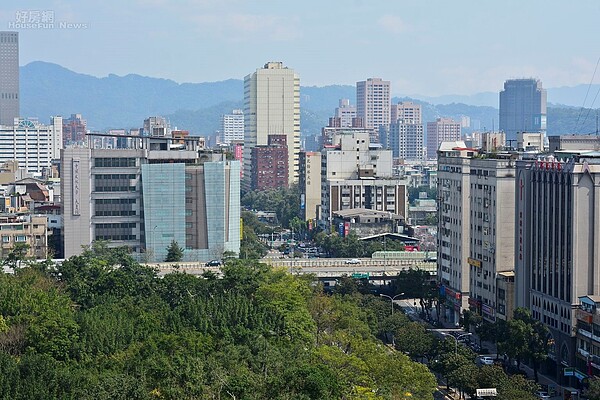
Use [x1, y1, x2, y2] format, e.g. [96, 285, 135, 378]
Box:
[1, 1, 599, 96]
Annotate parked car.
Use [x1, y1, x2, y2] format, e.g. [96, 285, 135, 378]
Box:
[534, 391, 550, 399]
[205, 260, 221, 267]
[478, 356, 494, 365]
[344, 258, 361, 264]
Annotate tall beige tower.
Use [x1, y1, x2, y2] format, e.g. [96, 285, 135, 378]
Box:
[243, 62, 300, 189]
[356, 78, 391, 131]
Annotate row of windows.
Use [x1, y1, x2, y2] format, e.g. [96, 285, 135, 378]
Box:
[2, 235, 26, 243]
[95, 198, 136, 205]
[94, 174, 137, 180]
[96, 223, 136, 229]
[94, 210, 136, 217]
[94, 158, 136, 167]
[95, 235, 136, 241]
[94, 186, 136, 192]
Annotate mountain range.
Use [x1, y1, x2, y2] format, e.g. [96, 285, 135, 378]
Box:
[20, 61, 600, 139]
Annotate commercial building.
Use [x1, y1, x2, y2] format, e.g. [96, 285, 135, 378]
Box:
[356, 78, 391, 133]
[220, 109, 244, 144]
[499, 78, 547, 141]
[0, 117, 62, 175]
[427, 118, 461, 160]
[320, 132, 407, 225]
[299, 151, 321, 222]
[0, 31, 19, 126]
[250, 134, 288, 190]
[243, 62, 300, 188]
[62, 134, 240, 262]
[548, 135, 600, 153]
[515, 152, 600, 384]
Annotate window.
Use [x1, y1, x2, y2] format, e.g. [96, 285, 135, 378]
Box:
[1, 236, 9, 243]
[15, 235, 26, 242]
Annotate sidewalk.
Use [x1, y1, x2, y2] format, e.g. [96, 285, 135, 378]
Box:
[429, 309, 565, 399]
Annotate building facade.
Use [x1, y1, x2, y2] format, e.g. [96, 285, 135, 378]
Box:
[62, 134, 240, 262]
[427, 118, 461, 160]
[356, 78, 391, 133]
[0, 117, 62, 175]
[220, 109, 244, 144]
[0, 31, 19, 126]
[299, 151, 321, 222]
[243, 62, 300, 188]
[515, 153, 600, 384]
[499, 78, 547, 141]
[333, 99, 357, 128]
[391, 101, 421, 124]
[467, 156, 516, 322]
[62, 113, 87, 147]
[389, 121, 425, 161]
[0, 214, 48, 260]
[437, 142, 475, 323]
[251, 134, 288, 190]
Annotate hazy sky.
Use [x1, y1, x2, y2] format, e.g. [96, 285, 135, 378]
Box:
[2, 0, 599, 96]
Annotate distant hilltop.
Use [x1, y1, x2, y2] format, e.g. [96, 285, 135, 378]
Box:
[20, 61, 599, 135]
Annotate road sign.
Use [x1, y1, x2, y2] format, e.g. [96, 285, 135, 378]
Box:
[564, 367, 575, 376]
[476, 388, 497, 397]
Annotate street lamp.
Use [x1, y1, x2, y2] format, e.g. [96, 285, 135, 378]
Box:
[442, 332, 472, 355]
[380, 292, 405, 315]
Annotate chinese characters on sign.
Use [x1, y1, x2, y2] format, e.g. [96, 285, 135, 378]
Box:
[72, 159, 80, 216]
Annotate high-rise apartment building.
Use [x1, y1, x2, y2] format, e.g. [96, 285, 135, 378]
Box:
[356, 78, 391, 133]
[391, 101, 421, 124]
[243, 62, 300, 189]
[0, 117, 62, 175]
[220, 109, 244, 144]
[438, 142, 517, 324]
[333, 99, 357, 128]
[62, 134, 240, 262]
[251, 134, 288, 191]
[499, 78, 547, 141]
[389, 122, 424, 161]
[427, 118, 461, 159]
[62, 113, 87, 147]
[0, 32, 19, 126]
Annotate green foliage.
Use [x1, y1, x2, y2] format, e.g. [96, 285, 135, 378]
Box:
[314, 231, 405, 258]
[241, 184, 302, 228]
[0, 248, 438, 399]
[2, 242, 31, 270]
[164, 240, 184, 262]
[586, 377, 600, 400]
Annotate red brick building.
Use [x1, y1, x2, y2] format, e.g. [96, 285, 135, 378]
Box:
[251, 135, 288, 191]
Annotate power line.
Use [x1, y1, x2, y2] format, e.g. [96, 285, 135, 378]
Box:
[576, 56, 600, 134]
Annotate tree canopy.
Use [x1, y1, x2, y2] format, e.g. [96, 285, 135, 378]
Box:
[0, 246, 438, 399]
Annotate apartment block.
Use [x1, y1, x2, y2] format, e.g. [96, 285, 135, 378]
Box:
[0, 214, 48, 260]
[427, 118, 461, 159]
[220, 109, 244, 144]
[251, 134, 288, 190]
[389, 121, 425, 161]
[299, 151, 321, 222]
[0, 117, 62, 175]
[244, 62, 300, 188]
[356, 78, 391, 132]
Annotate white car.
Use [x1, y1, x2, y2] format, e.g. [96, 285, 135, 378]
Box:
[344, 258, 361, 264]
[479, 356, 494, 365]
[535, 391, 550, 399]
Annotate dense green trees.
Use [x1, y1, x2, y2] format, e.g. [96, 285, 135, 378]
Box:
[314, 231, 405, 258]
[164, 240, 184, 262]
[0, 246, 438, 399]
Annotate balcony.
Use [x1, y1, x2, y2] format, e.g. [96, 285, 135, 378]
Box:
[577, 309, 594, 324]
